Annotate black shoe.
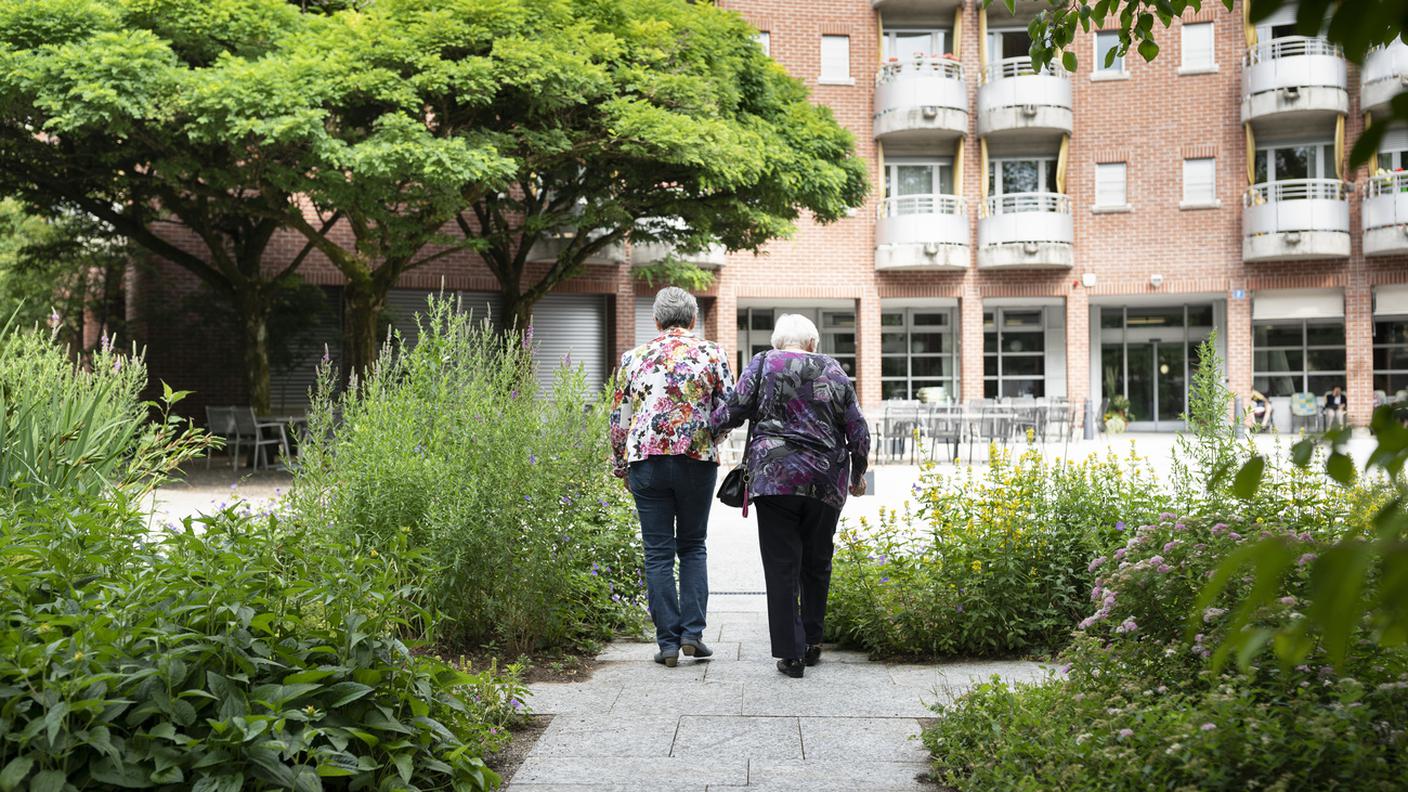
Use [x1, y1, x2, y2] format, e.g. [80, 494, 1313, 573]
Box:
[681, 638, 713, 658]
[777, 658, 805, 678]
[803, 644, 822, 667]
[654, 650, 679, 668]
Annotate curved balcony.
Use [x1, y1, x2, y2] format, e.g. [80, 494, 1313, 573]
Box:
[1241, 37, 1347, 131]
[1363, 173, 1408, 257]
[631, 241, 726, 269]
[526, 228, 625, 266]
[1242, 179, 1350, 262]
[977, 192, 1073, 269]
[977, 57, 1072, 140]
[874, 59, 968, 143]
[875, 194, 970, 271]
[1362, 40, 1408, 115]
[870, 0, 964, 13]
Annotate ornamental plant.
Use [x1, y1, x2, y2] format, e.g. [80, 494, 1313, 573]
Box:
[290, 295, 645, 655]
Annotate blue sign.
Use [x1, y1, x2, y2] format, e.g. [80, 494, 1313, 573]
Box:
[1232, 289, 1246, 300]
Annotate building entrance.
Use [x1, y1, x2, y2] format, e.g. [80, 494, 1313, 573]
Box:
[1099, 304, 1216, 432]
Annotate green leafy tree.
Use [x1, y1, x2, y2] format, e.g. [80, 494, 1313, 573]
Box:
[0, 0, 328, 412]
[1004, 0, 1405, 164]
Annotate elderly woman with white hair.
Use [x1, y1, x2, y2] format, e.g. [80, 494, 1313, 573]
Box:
[711, 313, 870, 678]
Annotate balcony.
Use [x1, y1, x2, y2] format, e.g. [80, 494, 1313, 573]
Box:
[977, 57, 1072, 140]
[1363, 173, 1408, 257]
[1362, 40, 1408, 114]
[631, 241, 726, 269]
[1241, 37, 1347, 133]
[1242, 179, 1350, 262]
[977, 192, 1073, 269]
[875, 194, 970, 271]
[874, 58, 968, 143]
[870, 0, 963, 14]
[526, 228, 625, 265]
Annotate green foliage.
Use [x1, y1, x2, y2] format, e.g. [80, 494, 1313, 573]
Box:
[0, 496, 523, 791]
[290, 295, 646, 654]
[0, 319, 211, 508]
[829, 446, 1169, 658]
[1010, 0, 1407, 166]
[631, 259, 716, 292]
[0, 200, 128, 342]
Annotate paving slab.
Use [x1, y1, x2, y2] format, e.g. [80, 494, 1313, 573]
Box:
[610, 680, 744, 717]
[589, 660, 709, 684]
[510, 756, 747, 787]
[510, 786, 706, 792]
[740, 680, 933, 718]
[799, 717, 927, 763]
[671, 716, 802, 761]
[745, 759, 934, 789]
[526, 683, 624, 716]
[529, 714, 679, 758]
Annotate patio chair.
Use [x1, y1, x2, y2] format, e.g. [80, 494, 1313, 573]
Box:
[926, 406, 963, 462]
[231, 407, 290, 471]
[1289, 392, 1321, 434]
[882, 402, 924, 464]
[204, 406, 236, 470]
[1043, 401, 1070, 443]
[968, 407, 1011, 464]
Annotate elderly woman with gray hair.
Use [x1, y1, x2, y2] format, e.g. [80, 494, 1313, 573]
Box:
[610, 287, 734, 668]
[711, 313, 870, 678]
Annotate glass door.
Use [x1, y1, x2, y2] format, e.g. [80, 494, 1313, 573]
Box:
[1125, 340, 1187, 430]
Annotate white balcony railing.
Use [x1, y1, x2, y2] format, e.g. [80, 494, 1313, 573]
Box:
[979, 192, 1073, 245]
[977, 57, 1072, 136]
[873, 58, 967, 140]
[880, 193, 966, 218]
[1243, 178, 1350, 234]
[1242, 36, 1347, 118]
[1363, 173, 1408, 255]
[1362, 40, 1408, 112]
[876, 194, 969, 269]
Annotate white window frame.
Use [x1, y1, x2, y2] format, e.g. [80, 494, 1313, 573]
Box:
[884, 159, 954, 200]
[1254, 142, 1336, 183]
[988, 157, 1058, 195]
[754, 31, 770, 57]
[882, 28, 948, 60]
[820, 35, 853, 85]
[1093, 162, 1129, 210]
[983, 307, 1049, 399]
[1181, 157, 1218, 208]
[1179, 22, 1216, 73]
[881, 308, 958, 401]
[1252, 319, 1348, 398]
[1094, 30, 1126, 77]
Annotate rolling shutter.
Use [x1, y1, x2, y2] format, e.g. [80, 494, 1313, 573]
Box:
[268, 286, 343, 413]
[531, 293, 608, 396]
[635, 297, 657, 349]
[384, 289, 502, 349]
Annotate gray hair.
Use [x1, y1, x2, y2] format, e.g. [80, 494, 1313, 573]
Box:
[653, 287, 698, 329]
[771, 313, 819, 350]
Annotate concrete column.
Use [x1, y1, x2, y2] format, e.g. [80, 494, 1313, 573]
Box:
[1345, 277, 1374, 428]
[959, 285, 985, 403]
[857, 288, 883, 409]
[1065, 289, 1090, 408]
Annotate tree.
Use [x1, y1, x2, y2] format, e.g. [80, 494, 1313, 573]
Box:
[1006, 0, 1406, 163]
[0, 0, 328, 412]
[435, 0, 868, 331]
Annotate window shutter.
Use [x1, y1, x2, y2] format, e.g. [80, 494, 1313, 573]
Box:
[1181, 23, 1214, 69]
[1183, 158, 1216, 204]
[820, 35, 850, 82]
[1094, 163, 1127, 206]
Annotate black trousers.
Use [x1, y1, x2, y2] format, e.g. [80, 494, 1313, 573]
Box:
[754, 495, 841, 660]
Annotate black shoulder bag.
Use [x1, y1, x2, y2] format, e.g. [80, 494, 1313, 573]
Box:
[717, 354, 767, 512]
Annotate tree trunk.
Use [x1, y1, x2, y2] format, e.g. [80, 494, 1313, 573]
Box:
[498, 291, 539, 340]
[236, 294, 273, 415]
[343, 281, 384, 380]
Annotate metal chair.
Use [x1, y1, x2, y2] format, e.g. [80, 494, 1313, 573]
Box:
[968, 407, 1011, 463]
[204, 406, 236, 469]
[882, 402, 924, 464]
[926, 405, 963, 462]
[231, 407, 290, 471]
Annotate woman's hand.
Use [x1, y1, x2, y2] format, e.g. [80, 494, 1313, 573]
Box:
[849, 477, 867, 497]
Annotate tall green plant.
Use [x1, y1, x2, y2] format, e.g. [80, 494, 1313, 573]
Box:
[291, 295, 644, 654]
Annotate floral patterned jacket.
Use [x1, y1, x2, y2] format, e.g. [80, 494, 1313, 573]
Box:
[609, 328, 735, 477]
[711, 350, 870, 511]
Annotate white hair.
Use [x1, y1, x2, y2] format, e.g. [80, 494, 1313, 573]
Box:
[653, 287, 698, 329]
[770, 313, 819, 350]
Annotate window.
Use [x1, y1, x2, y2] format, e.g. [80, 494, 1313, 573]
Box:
[881, 309, 958, 400]
[1182, 158, 1217, 205]
[883, 160, 954, 213]
[988, 157, 1058, 195]
[1253, 320, 1347, 397]
[1095, 31, 1124, 74]
[1180, 22, 1215, 70]
[984, 308, 1048, 398]
[754, 31, 770, 56]
[1374, 319, 1408, 396]
[736, 308, 857, 386]
[820, 311, 857, 381]
[820, 35, 851, 83]
[987, 29, 1033, 63]
[882, 28, 948, 59]
[1094, 162, 1128, 207]
[1253, 143, 1336, 183]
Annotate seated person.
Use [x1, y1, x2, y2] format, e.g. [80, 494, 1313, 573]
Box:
[1323, 386, 1348, 428]
[1250, 389, 1273, 430]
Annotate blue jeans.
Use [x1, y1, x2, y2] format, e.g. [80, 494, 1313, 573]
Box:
[627, 455, 717, 651]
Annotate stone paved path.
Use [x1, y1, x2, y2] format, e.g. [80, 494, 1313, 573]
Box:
[508, 594, 1053, 791]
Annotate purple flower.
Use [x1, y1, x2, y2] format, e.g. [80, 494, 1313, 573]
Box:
[1203, 607, 1226, 623]
[598, 498, 609, 508]
[510, 389, 519, 400]
[955, 603, 964, 613]
[1200, 722, 1216, 732]
[1148, 555, 1165, 566]
[529, 453, 538, 465]
[524, 495, 532, 502]
[1297, 553, 1317, 566]
[560, 495, 571, 505]
[1173, 523, 1186, 531]
[1279, 596, 1296, 606]
[1118, 728, 1134, 739]
[1160, 512, 1175, 521]
[1162, 540, 1180, 552]
[111, 357, 123, 373]
[1114, 521, 1126, 532]
[1113, 548, 1126, 560]
[1157, 564, 1171, 574]
[879, 577, 890, 584]
[511, 698, 523, 711]
[321, 344, 332, 365]
[1115, 618, 1138, 634]
[1088, 556, 1107, 572]
[522, 325, 534, 348]
[563, 353, 572, 368]
[1078, 616, 1097, 630]
[1211, 523, 1228, 536]
[611, 593, 621, 602]
[47, 310, 61, 329]
[1227, 532, 1243, 541]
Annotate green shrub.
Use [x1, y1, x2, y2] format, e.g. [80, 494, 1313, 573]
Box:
[0, 494, 524, 791]
[290, 296, 645, 654]
[828, 446, 1168, 657]
[0, 320, 210, 508]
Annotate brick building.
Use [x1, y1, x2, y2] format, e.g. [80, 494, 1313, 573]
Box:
[135, 0, 1408, 431]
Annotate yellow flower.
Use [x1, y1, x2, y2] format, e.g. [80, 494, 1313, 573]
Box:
[370, 548, 379, 558]
[970, 560, 982, 572]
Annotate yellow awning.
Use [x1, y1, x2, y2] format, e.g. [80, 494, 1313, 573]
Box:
[1334, 113, 1346, 180]
[954, 137, 965, 194]
[979, 137, 990, 207]
[1245, 123, 1256, 185]
[952, 5, 963, 59]
[977, 7, 988, 82]
[1056, 134, 1070, 194]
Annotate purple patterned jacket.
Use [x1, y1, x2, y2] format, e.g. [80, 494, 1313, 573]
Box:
[711, 351, 871, 511]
